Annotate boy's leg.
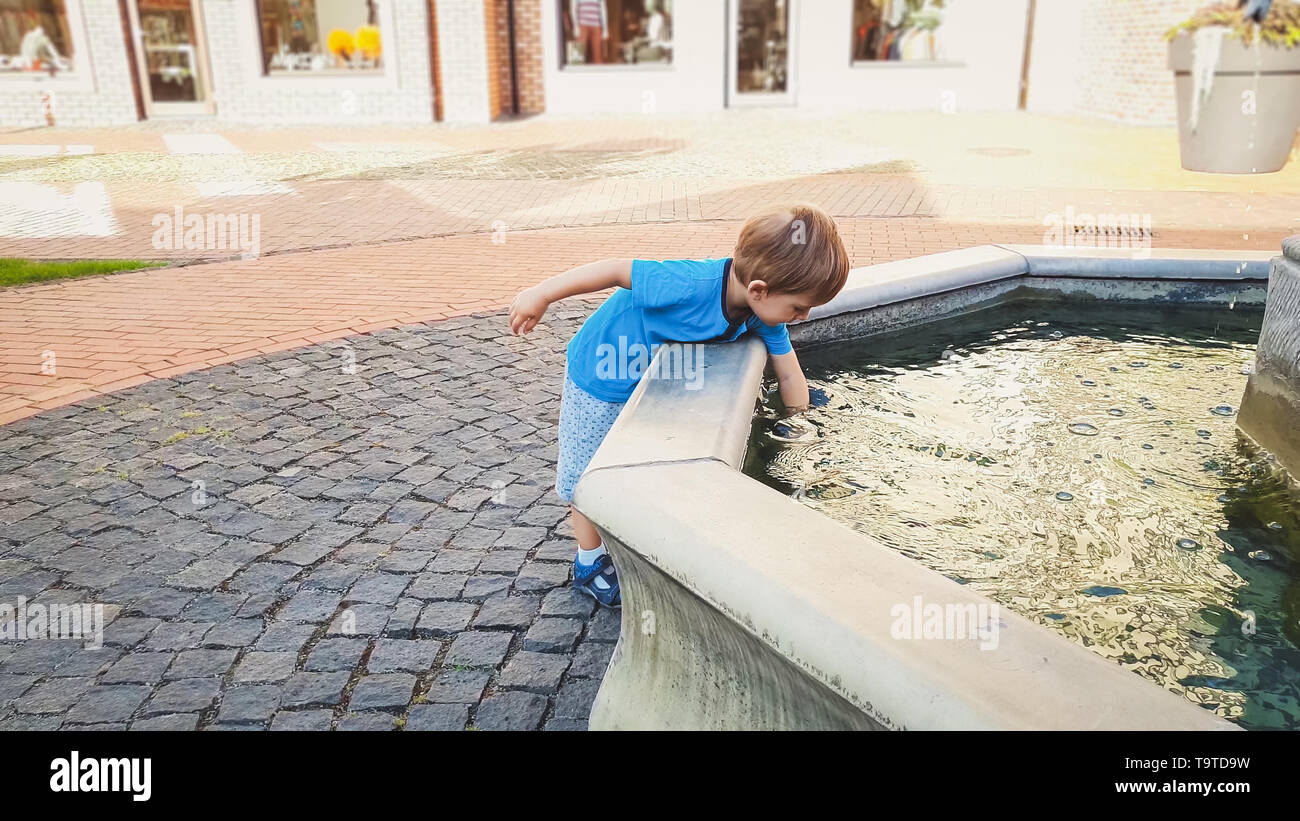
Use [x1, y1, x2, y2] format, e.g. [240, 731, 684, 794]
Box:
[556, 368, 624, 606]
[569, 507, 603, 550]
[570, 505, 617, 604]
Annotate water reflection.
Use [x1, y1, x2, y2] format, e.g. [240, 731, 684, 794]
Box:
[747, 302, 1300, 729]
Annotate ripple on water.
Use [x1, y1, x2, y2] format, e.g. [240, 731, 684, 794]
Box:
[1083, 585, 1128, 597]
[770, 419, 818, 443]
[750, 303, 1294, 729]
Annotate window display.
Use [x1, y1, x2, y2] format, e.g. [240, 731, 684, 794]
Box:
[735, 0, 788, 93]
[260, 0, 382, 73]
[0, 0, 74, 75]
[138, 0, 204, 103]
[560, 0, 671, 66]
[852, 0, 951, 62]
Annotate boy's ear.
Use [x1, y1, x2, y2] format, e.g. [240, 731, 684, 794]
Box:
[747, 279, 769, 298]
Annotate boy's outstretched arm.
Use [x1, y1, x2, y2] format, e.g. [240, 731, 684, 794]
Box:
[508, 258, 633, 336]
[771, 350, 810, 413]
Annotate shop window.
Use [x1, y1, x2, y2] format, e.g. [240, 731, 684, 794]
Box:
[0, 0, 74, 75]
[852, 0, 951, 62]
[736, 0, 788, 93]
[259, 0, 382, 73]
[560, 0, 672, 66]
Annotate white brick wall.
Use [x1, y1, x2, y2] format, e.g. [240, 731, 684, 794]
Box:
[435, 0, 492, 123]
[1027, 0, 1204, 126]
[1, 0, 439, 126]
[0, 0, 138, 127]
[201, 0, 436, 124]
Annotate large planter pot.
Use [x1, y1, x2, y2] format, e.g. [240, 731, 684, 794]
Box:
[1169, 31, 1300, 173]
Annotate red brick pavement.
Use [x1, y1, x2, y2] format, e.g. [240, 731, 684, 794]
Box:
[0, 218, 1283, 425]
[4, 113, 1297, 423]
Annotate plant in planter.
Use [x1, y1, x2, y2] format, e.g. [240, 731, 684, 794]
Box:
[1165, 1, 1300, 173]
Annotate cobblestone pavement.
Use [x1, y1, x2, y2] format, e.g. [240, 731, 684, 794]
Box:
[0, 304, 612, 731]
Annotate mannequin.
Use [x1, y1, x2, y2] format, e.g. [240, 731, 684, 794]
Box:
[646, 0, 669, 47]
[569, 0, 608, 64]
[20, 24, 69, 74]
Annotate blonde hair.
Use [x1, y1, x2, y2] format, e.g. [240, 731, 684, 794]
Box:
[732, 204, 849, 305]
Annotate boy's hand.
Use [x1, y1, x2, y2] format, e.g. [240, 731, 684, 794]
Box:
[771, 350, 813, 413]
[509, 286, 550, 336]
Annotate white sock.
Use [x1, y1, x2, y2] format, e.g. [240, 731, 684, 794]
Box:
[577, 543, 616, 590]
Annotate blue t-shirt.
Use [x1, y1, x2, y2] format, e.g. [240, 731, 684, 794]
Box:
[566, 257, 793, 402]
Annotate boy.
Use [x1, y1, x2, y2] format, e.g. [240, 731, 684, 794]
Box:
[507, 204, 850, 607]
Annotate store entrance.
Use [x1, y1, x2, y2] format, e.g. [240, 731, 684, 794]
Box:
[727, 0, 795, 106]
[126, 0, 215, 117]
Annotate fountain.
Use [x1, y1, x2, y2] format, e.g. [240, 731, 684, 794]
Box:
[1239, 236, 1300, 473]
[573, 242, 1290, 730]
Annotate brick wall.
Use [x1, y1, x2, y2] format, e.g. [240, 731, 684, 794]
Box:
[486, 0, 503, 119]
[1028, 0, 1204, 125]
[201, 0, 435, 124]
[0, 0, 137, 127]
[433, 0, 492, 122]
[491, 0, 511, 116]
[1078, 0, 1203, 124]
[486, 0, 544, 117]
[512, 0, 545, 115]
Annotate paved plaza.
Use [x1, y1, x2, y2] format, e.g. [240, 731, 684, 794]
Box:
[2, 108, 1299, 729]
[3, 110, 1298, 424]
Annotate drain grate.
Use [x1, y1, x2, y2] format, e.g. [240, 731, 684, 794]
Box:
[1068, 223, 1153, 238]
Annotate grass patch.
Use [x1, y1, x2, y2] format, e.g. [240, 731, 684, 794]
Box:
[0, 257, 165, 287]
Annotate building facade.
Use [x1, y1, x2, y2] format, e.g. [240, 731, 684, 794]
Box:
[0, 0, 1212, 128]
[1025, 0, 1205, 126]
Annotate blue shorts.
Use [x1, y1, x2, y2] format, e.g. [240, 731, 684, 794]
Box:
[555, 366, 627, 503]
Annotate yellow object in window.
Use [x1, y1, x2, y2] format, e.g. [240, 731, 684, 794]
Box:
[356, 25, 381, 59]
[327, 29, 355, 59]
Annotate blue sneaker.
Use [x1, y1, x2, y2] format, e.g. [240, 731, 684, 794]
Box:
[574, 553, 621, 609]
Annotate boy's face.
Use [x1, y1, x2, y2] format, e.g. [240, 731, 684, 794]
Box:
[746, 283, 819, 326]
